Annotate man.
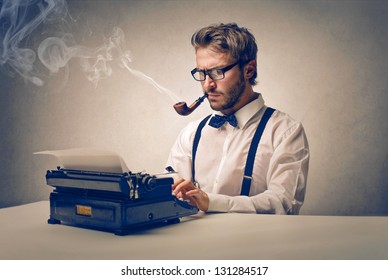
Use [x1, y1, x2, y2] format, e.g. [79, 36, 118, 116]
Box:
[166, 23, 309, 214]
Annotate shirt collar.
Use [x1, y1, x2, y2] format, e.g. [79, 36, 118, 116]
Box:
[235, 93, 265, 129]
[210, 93, 265, 129]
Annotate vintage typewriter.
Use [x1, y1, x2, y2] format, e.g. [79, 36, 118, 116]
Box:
[45, 167, 198, 235]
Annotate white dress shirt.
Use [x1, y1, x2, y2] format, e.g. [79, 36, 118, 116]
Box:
[166, 94, 309, 214]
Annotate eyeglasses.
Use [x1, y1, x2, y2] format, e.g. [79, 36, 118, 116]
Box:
[191, 61, 240, 81]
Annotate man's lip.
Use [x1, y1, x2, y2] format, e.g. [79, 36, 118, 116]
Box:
[207, 92, 222, 98]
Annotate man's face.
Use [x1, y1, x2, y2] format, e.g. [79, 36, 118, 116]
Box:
[195, 47, 246, 115]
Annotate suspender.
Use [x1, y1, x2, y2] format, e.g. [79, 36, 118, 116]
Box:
[192, 107, 275, 196]
[240, 107, 275, 195]
[192, 114, 212, 183]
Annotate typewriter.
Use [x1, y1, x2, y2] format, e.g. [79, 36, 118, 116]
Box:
[45, 167, 198, 235]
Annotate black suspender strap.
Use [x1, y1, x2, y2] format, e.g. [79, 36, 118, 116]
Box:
[240, 107, 275, 196]
[192, 114, 211, 183]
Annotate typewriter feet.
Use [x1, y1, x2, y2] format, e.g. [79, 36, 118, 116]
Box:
[47, 217, 61, 224]
[167, 218, 180, 224]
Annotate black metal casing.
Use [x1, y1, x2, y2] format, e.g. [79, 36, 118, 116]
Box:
[45, 168, 198, 235]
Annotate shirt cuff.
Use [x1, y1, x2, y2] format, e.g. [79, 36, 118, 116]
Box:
[207, 193, 256, 213]
[207, 193, 229, 212]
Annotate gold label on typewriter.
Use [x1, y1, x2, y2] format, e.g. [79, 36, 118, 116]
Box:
[76, 205, 92, 216]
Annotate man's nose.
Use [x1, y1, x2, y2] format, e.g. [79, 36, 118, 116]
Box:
[202, 75, 216, 90]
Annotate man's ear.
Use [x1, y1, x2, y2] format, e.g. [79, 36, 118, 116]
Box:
[245, 60, 256, 80]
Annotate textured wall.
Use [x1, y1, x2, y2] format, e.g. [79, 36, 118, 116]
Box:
[1, 0, 387, 215]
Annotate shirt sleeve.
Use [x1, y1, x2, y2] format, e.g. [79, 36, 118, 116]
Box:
[207, 121, 310, 215]
[165, 121, 198, 181]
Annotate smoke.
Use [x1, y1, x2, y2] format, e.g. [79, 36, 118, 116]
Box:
[0, 0, 180, 102]
[120, 57, 180, 104]
[0, 0, 68, 86]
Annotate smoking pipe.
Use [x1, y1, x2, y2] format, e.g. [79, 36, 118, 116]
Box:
[173, 94, 208, 116]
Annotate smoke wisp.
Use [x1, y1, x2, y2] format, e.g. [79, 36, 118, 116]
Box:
[0, 0, 179, 102]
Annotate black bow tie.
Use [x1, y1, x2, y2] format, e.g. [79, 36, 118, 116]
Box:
[208, 114, 238, 128]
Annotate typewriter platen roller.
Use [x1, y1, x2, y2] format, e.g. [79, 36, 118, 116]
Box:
[45, 167, 198, 235]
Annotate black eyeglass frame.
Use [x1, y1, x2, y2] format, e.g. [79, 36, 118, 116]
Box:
[191, 61, 241, 81]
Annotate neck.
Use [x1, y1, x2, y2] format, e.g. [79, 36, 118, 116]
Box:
[220, 89, 258, 115]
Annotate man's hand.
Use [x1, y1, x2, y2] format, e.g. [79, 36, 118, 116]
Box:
[172, 178, 209, 211]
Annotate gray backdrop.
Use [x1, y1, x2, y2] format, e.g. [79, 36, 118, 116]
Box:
[1, 0, 387, 215]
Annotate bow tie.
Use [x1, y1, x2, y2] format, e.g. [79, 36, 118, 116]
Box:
[208, 114, 238, 128]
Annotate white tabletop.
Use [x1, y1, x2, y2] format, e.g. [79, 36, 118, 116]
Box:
[1, 201, 387, 260]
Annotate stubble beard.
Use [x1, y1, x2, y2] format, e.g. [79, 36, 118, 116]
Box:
[206, 72, 246, 112]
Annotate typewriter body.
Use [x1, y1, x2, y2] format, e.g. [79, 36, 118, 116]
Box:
[45, 167, 198, 235]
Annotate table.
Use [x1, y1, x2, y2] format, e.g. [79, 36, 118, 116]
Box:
[1, 201, 387, 260]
